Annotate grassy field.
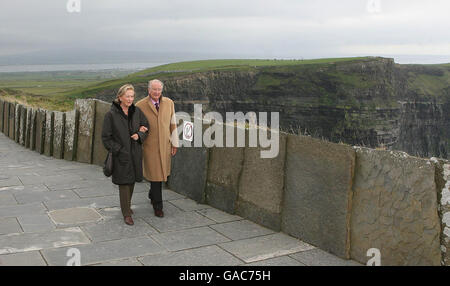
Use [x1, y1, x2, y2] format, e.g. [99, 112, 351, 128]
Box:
[0, 70, 136, 111]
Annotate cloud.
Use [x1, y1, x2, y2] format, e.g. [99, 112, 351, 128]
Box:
[0, 0, 448, 62]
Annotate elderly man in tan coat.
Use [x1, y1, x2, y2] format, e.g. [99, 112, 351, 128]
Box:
[136, 79, 178, 217]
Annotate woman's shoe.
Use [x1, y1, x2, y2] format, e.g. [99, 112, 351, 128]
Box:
[124, 216, 134, 225]
[154, 209, 164, 218]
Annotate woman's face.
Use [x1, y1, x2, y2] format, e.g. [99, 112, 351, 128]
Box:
[120, 89, 135, 107]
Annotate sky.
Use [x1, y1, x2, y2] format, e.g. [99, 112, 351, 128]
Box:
[0, 0, 449, 64]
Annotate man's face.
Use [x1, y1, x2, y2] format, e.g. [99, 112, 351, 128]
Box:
[148, 82, 163, 101]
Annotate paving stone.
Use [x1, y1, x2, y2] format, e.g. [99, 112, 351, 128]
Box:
[92, 258, 143, 266]
[14, 189, 80, 204]
[44, 195, 118, 210]
[0, 176, 22, 188]
[0, 193, 18, 206]
[0, 184, 49, 194]
[72, 186, 116, 198]
[219, 233, 315, 263]
[42, 236, 165, 266]
[81, 218, 158, 242]
[0, 251, 47, 266]
[0, 227, 90, 255]
[245, 256, 306, 266]
[170, 198, 213, 212]
[18, 174, 84, 186]
[163, 189, 186, 201]
[17, 214, 56, 233]
[0, 218, 22, 235]
[48, 207, 102, 226]
[290, 248, 363, 266]
[46, 179, 109, 191]
[0, 202, 47, 218]
[196, 208, 242, 223]
[71, 170, 110, 181]
[139, 245, 242, 266]
[98, 201, 182, 220]
[130, 192, 154, 204]
[132, 182, 151, 194]
[210, 220, 275, 241]
[142, 211, 215, 233]
[151, 227, 231, 252]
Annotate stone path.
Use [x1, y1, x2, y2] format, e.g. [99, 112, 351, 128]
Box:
[0, 132, 362, 266]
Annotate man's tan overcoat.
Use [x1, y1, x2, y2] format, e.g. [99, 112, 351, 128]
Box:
[136, 96, 178, 182]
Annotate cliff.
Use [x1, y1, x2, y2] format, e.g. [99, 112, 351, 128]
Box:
[78, 57, 449, 159]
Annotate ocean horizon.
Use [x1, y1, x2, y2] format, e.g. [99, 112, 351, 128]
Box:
[0, 62, 166, 73]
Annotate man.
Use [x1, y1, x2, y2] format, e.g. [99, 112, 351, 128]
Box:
[136, 79, 178, 217]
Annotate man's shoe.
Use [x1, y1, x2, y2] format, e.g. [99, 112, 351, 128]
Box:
[124, 216, 134, 225]
[154, 209, 164, 218]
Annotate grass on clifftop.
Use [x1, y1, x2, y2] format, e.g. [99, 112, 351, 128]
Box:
[59, 57, 373, 104]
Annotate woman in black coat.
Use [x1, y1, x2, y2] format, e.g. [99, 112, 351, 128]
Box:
[101, 84, 149, 225]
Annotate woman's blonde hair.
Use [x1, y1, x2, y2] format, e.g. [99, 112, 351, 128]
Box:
[115, 84, 135, 103]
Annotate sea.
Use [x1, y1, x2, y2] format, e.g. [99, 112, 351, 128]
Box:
[0, 62, 166, 73]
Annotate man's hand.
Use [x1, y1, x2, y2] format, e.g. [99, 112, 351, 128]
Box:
[139, 126, 148, 133]
[171, 146, 177, 156]
[131, 134, 139, 141]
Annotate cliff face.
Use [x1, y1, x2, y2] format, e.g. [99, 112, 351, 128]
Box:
[93, 58, 450, 159]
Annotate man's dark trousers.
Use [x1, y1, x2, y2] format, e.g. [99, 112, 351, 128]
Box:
[149, 181, 163, 210]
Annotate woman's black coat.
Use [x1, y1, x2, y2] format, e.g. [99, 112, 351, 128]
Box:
[101, 101, 149, 185]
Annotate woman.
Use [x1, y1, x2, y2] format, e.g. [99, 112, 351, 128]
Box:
[101, 84, 149, 225]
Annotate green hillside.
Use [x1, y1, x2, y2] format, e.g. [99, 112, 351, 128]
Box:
[59, 57, 372, 106]
[1, 57, 449, 111]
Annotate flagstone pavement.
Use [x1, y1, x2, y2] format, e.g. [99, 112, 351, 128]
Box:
[0, 132, 362, 266]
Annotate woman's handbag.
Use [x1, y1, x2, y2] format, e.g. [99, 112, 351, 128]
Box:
[103, 151, 113, 177]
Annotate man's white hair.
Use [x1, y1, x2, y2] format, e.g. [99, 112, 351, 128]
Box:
[148, 79, 164, 89]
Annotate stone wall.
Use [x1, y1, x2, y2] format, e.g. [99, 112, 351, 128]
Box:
[432, 158, 450, 266]
[0, 97, 447, 266]
[350, 148, 441, 265]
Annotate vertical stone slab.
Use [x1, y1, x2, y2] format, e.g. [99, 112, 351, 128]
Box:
[29, 108, 37, 150]
[0, 99, 4, 134]
[25, 107, 32, 149]
[44, 110, 54, 157]
[64, 109, 79, 161]
[75, 99, 96, 164]
[52, 111, 65, 159]
[34, 109, 46, 154]
[431, 158, 450, 266]
[206, 147, 244, 214]
[19, 105, 27, 146]
[2, 101, 8, 134]
[236, 131, 287, 231]
[8, 102, 16, 139]
[350, 148, 441, 266]
[282, 135, 355, 259]
[3, 101, 9, 135]
[168, 147, 209, 203]
[92, 100, 110, 166]
[14, 104, 20, 143]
